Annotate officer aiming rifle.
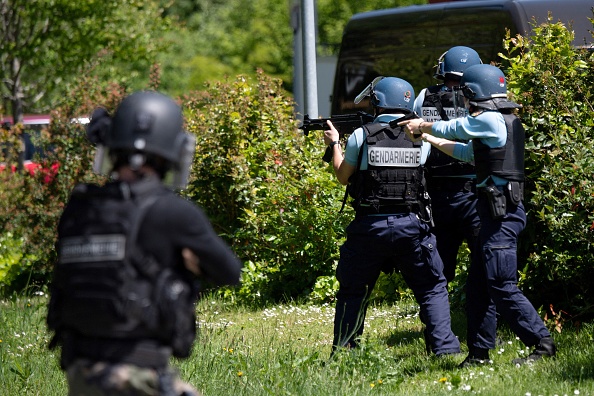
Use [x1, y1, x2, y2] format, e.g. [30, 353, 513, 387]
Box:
[299, 77, 388, 162]
[322, 76, 461, 357]
[299, 111, 374, 162]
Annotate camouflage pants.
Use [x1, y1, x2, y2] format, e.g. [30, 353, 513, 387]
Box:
[66, 359, 201, 396]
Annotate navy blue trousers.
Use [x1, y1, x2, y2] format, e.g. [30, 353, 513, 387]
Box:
[428, 188, 481, 283]
[333, 213, 460, 355]
[466, 192, 551, 350]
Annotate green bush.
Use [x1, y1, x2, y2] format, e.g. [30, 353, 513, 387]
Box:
[501, 17, 594, 320]
[0, 72, 125, 296]
[0, 232, 37, 293]
[184, 71, 350, 304]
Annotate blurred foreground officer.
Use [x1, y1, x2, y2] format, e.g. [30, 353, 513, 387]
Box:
[400, 64, 556, 367]
[325, 77, 460, 356]
[414, 46, 482, 284]
[47, 91, 242, 395]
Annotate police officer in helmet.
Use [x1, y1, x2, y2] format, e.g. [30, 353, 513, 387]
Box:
[324, 77, 460, 356]
[47, 91, 242, 395]
[400, 64, 556, 367]
[414, 46, 482, 284]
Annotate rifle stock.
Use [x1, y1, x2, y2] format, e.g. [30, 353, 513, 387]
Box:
[299, 111, 374, 163]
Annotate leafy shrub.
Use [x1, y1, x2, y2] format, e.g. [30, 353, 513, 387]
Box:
[0, 72, 125, 295]
[310, 275, 340, 304]
[184, 70, 350, 304]
[501, 17, 594, 320]
[0, 232, 37, 293]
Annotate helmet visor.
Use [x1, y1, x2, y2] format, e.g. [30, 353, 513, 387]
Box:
[164, 133, 196, 190]
[354, 76, 384, 104]
[92, 144, 111, 176]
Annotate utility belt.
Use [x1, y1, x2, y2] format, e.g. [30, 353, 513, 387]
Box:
[62, 334, 171, 369]
[478, 181, 524, 220]
[427, 177, 476, 193]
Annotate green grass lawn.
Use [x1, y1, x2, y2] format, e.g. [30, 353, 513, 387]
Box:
[2, 292, 593, 395]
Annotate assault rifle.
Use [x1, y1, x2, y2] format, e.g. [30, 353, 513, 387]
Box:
[298, 111, 374, 163]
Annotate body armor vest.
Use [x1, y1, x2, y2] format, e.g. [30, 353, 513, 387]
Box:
[473, 111, 525, 182]
[349, 122, 425, 212]
[421, 85, 475, 178]
[49, 182, 196, 358]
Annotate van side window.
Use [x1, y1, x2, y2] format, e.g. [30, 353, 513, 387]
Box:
[332, 5, 518, 115]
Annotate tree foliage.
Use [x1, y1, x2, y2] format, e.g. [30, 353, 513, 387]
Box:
[501, 16, 594, 321]
[0, 0, 428, 115]
[158, 0, 427, 96]
[0, 0, 169, 119]
[158, 0, 294, 95]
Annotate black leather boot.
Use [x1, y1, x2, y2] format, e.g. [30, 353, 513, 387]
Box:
[512, 336, 556, 366]
[458, 347, 490, 368]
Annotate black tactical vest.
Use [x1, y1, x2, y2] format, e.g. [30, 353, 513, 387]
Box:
[349, 122, 425, 213]
[420, 85, 475, 178]
[49, 182, 196, 359]
[473, 111, 525, 182]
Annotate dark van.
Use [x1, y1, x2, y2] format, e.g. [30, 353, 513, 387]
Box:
[331, 0, 593, 115]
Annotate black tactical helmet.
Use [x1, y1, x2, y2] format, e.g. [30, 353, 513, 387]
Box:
[89, 91, 195, 188]
[107, 91, 187, 164]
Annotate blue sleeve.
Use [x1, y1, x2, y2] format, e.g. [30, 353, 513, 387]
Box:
[452, 141, 474, 163]
[431, 111, 507, 148]
[344, 127, 365, 166]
